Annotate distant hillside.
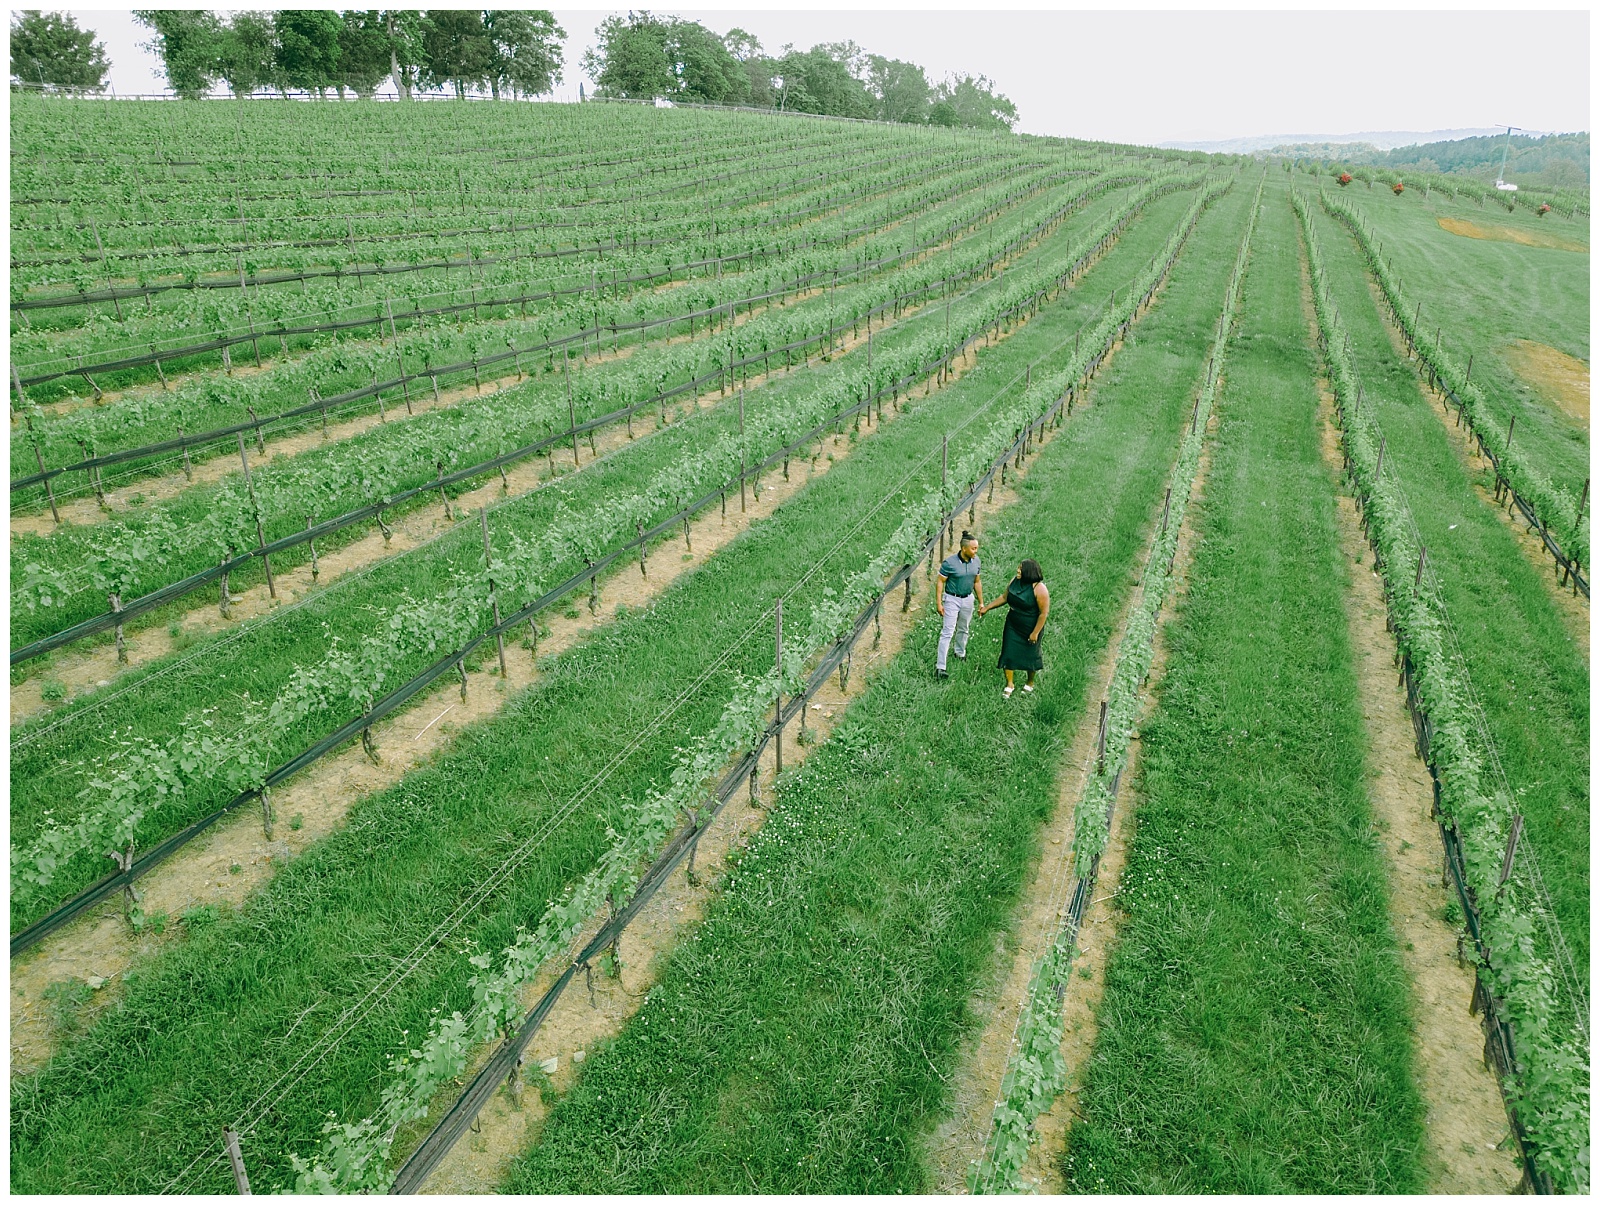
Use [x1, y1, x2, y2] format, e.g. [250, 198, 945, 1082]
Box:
[1270, 131, 1590, 188]
[1160, 128, 1501, 154]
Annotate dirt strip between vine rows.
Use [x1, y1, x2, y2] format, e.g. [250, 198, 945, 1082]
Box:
[1311, 252, 1520, 1190]
[1305, 386, 1523, 1185]
[1357, 272, 1589, 659]
[8, 256, 1061, 1080]
[927, 362, 1214, 1194]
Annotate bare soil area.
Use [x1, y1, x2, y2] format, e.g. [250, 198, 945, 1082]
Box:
[1503, 339, 1590, 428]
[1435, 217, 1588, 254]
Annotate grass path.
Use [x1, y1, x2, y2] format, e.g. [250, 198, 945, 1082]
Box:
[1061, 184, 1425, 1192]
[1312, 205, 1590, 981]
[500, 181, 1253, 1195]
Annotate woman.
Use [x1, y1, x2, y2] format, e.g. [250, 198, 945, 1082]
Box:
[981, 559, 1049, 697]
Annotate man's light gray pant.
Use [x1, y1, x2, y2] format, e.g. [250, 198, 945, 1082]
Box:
[937, 592, 975, 671]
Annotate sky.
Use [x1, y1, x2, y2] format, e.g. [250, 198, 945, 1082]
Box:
[62, 6, 1591, 145]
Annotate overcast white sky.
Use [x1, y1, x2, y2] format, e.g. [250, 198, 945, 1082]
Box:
[61, 6, 1591, 144]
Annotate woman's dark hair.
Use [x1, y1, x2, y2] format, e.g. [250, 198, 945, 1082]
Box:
[1019, 559, 1043, 584]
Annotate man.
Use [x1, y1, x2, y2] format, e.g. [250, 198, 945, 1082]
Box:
[935, 531, 983, 679]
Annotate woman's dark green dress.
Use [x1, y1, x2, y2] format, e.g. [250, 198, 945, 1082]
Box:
[998, 578, 1044, 671]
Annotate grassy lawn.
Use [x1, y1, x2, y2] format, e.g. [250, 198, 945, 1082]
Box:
[1062, 183, 1425, 1193]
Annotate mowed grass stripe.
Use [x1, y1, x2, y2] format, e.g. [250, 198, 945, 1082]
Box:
[7, 185, 1207, 1195]
[1061, 184, 1425, 1193]
[1313, 206, 1589, 979]
[8, 184, 1145, 933]
[501, 182, 1253, 1195]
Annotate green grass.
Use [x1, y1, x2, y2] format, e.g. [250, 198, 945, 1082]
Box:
[500, 182, 1253, 1194]
[1344, 187, 1589, 498]
[8, 183, 1151, 933]
[6, 183, 1211, 1195]
[1312, 203, 1590, 982]
[1061, 183, 1425, 1193]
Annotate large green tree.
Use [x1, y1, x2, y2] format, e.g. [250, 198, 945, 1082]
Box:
[274, 8, 342, 95]
[337, 10, 392, 97]
[484, 9, 564, 98]
[723, 26, 772, 106]
[773, 45, 872, 118]
[215, 11, 275, 97]
[380, 9, 426, 99]
[867, 54, 929, 124]
[133, 9, 222, 99]
[585, 12, 744, 103]
[10, 10, 110, 93]
[421, 9, 493, 98]
[933, 73, 1018, 131]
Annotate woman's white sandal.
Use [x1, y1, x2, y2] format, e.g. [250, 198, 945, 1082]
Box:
[1002, 685, 1015, 698]
[1022, 683, 1034, 693]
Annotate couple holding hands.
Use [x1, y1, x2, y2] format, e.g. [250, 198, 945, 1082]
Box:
[934, 532, 1050, 699]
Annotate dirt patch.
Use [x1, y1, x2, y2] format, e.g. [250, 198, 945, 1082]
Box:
[1305, 246, 1522, 1192]
[1503, 339, 1590, 428]
[1357, 271, 1589, 656]
[1436, 217, 1588, 254]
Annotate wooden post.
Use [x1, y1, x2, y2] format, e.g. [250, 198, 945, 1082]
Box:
[1160, 487, 1172, 535]
[637, 521, 647, 577]
[482, 507, 507, 678]
[1505, 415, 1515, 450]
[306, 515, 319, 580]
[1375, 434, 1386, 482]
[247, 407, 265, 455]
[79, 439, 106, 508]
[1577, 478, 1588, 525]
[30, 438, 60, 521]
[1414, 545, 1427, 591]
[1095, 700, 1108, 774]
[1464, 354, 1473, 386]
[110, 592, 127, 662]
[1497, 815, 1525, 890]
[774, 598, 783, 777]
[565, 348, 580, 467]
[219, 553, 232, 618]
[223, 1126, 252, 1194]
[256, 517, 277, 599]
[436, 462, 450, 519]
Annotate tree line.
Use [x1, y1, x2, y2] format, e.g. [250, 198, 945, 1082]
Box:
[131, 10, 565, 100]
[586, 13, 1019, 129]
[11, 7, 1020, 128]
